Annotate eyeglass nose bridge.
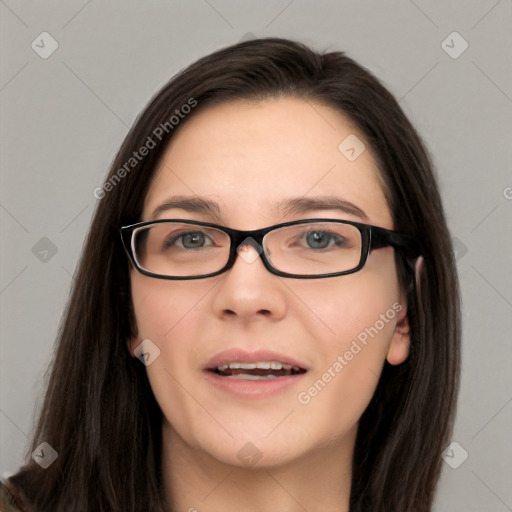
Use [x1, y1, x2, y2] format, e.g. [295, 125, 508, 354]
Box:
[222, 228, 276, 274]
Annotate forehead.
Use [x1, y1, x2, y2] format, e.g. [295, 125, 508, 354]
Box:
[143, 97, 393, 229]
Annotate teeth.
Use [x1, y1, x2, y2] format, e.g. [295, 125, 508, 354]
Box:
[217, 361, 295, 371]
[228, 374, 278, 380]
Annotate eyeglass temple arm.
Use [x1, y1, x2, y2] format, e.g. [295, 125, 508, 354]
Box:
[370, 227, 422, 260]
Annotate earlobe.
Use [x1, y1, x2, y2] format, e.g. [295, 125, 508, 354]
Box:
[127, 335, 139, 358]
[126, 309, 139, 357]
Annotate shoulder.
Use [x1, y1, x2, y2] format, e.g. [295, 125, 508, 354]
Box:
[0, 478, 26, 512]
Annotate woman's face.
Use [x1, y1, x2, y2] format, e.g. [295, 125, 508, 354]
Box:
[129, 97, 410, 469]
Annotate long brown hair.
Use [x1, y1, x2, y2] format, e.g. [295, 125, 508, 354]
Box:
[9, 38, 460, 512]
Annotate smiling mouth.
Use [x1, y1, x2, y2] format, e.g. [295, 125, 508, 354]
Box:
[209, 361, 307, 380]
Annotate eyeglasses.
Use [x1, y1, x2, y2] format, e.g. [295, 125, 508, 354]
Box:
[120, 218, 421, 280]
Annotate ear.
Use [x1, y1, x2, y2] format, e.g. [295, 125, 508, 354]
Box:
[127, 337, 139, 358]
[387, 256, 423, 365]
[386, 303, 410, 365]
[414, 256, 424, 293]
[127, 321, 140, 358]
[126, 304, 140, 358]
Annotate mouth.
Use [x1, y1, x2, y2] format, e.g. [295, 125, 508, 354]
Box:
[203, 349, 309, 398]
[209, 361, 307, 380]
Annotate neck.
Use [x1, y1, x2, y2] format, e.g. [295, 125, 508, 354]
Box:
[161, 423, 354, 512]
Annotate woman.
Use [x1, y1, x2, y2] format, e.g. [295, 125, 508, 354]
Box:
[1, 38, 460, 512]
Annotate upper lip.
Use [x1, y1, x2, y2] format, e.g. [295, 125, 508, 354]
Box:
[204, 348, 309, 371]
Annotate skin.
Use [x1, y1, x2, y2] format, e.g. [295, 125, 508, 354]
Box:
[129, 97, 411, 512]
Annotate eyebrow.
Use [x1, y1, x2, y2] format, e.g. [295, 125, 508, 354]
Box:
[151, 196, 223, 222]
[150, 195, 368, 223]
[274, 196, 369, 222]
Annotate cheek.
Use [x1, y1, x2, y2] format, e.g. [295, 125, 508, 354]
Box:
[293, 259, 402, 429]
[287, 256, 401, 350]
[130, 275, 214, 386]
[131, 275, 209, 340]
[129, 276, 214, 439]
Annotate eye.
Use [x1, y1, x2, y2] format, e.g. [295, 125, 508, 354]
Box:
[164, 230, 214, 250]
[302, 230, 345, 249]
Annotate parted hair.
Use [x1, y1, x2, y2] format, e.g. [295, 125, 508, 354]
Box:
[9, 38, 460, 512]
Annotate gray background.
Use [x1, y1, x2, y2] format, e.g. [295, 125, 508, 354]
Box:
[1, 1, 511, 510]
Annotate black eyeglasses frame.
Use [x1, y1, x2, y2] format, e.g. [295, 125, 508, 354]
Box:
[120, 218, 422, 280]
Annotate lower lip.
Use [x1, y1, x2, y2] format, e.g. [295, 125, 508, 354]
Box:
[203, 370, 308, 399]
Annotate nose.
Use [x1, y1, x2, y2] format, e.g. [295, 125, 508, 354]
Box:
[211, 241, 288, 322]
